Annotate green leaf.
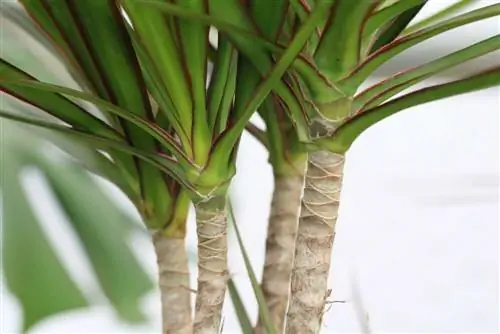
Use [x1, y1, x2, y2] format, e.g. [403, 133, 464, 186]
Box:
[245, 122, 268, 149]
[2, 1, 93, 92]
[61, 0, 173, 227]
[1, 127, 89, 331]
[404, 0, 475, 34]
[120, 0, 193, 137]
[138, 0, 341, 121]
[363, 0, 427, 40]
[3, 97, 137, 197]
[175, 0, 211, 165]
[0, 111, 189, 189]
[343, 3, 500, 90]
[39, 159, 154, 322]
[314, 0, 380, 80]
[368, 1, 427, 54]
[209, 2, 334, 171]
[1, 2, 64, 67]
[208, 0, 310, 142]
[20, 0, 173, 227]
[19, 0, 112, 102]
[207, 36, 237, 133]
[0, 60, 118, 139]
[124, 25, 191, 150]
[140, 0, 341, 96]
[354, 35, 500, 111]
[227, 278, 253, 334]
[229, 204, 276, 334]
[2, 79, 192, 167]
[332, 68, 500, 152]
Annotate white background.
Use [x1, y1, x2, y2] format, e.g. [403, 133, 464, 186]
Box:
[1, 1, 499, 333]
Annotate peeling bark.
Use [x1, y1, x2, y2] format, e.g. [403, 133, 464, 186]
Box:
[255, 174, 305, 334]
[286, 151, 345, 334]
[193, 195, 228, 334]
[152, 232, 192, 334]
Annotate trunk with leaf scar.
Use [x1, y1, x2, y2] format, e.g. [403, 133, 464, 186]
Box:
[193, 195, 229, 334]
[255, 172, 305, 334]
[286, 150, 345, 334]
[152, 231, 192, 334]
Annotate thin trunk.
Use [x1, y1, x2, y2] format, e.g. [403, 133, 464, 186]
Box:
[286, 150, 345, 334]
[152, 231, 192, 334]
[255, 173, 305, 334]
[193, 195, 229, 334]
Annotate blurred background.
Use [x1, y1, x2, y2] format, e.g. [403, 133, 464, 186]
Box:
[1, 0, 499, 333]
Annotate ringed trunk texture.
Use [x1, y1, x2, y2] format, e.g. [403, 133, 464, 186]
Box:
[286, 151, 345, 334]
[193, 195, 229, 334]
[255, 174, 305, 334]
[151, 232, 192, 334]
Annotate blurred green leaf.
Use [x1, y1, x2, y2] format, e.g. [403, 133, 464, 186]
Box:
[227, 278, 253, 334]
[39, 159, 153, 322]
[1, 122, 154, 329]
[229, 204, 276, 334]
[1, 124, 89, 332]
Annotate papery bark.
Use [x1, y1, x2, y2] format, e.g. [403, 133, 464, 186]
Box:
[286, 151, 345, 334]
[152, 232, 192, 334]
[255, 173, 305, 334]
[193, 195, 228, 334]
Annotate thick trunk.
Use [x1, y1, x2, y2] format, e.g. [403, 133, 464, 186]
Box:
[193, 195, 228, 334]
[286, 151, 345, 334]
[152, 232, 192, 334]
[255, 174, 305, 334]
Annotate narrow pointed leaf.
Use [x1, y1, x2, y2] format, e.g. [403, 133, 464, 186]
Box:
[4, 97, 137, 196]
[207, 36, 237, 133]
[2, 79, 192, 167]
[209, 0, 310, 141]
[1, 2, 66, 66]
[209, 4, 333, 168]
[0, 111, 188, 188]
[138, 0, 339, 97]
[60, 0, 174, 227]
[343, 4, 500, 89]
[404, 0, 474, 34]
[176, 0, 211, 165]
[125, 26, 192, 149]
[314, 0, 380, 80]
[19, 0, 113, 101]
[245, 122, 268, 149]
[229, 205, 276, 334]
[368, 1, 427, 53]
[354, 35, 500, 111]
[120, 0, 193, 136]
[333, 68, 500, 152]
[0, 60, 118, 139]
[228, 279, 253, 334]
[363, 0, 426, 40]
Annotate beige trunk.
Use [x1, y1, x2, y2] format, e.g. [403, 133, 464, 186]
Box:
[286, 151, 345, 334]
[193, 196, 228, 334]
[152, 232, 192, 334]
[255, 174, 305, 334]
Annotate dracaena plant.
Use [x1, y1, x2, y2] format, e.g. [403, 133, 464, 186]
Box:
[0, 0, 303, 332]
[151, 0, 497, 333]
[2, 1, 499, 334]
[226, 1, 499, 333]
